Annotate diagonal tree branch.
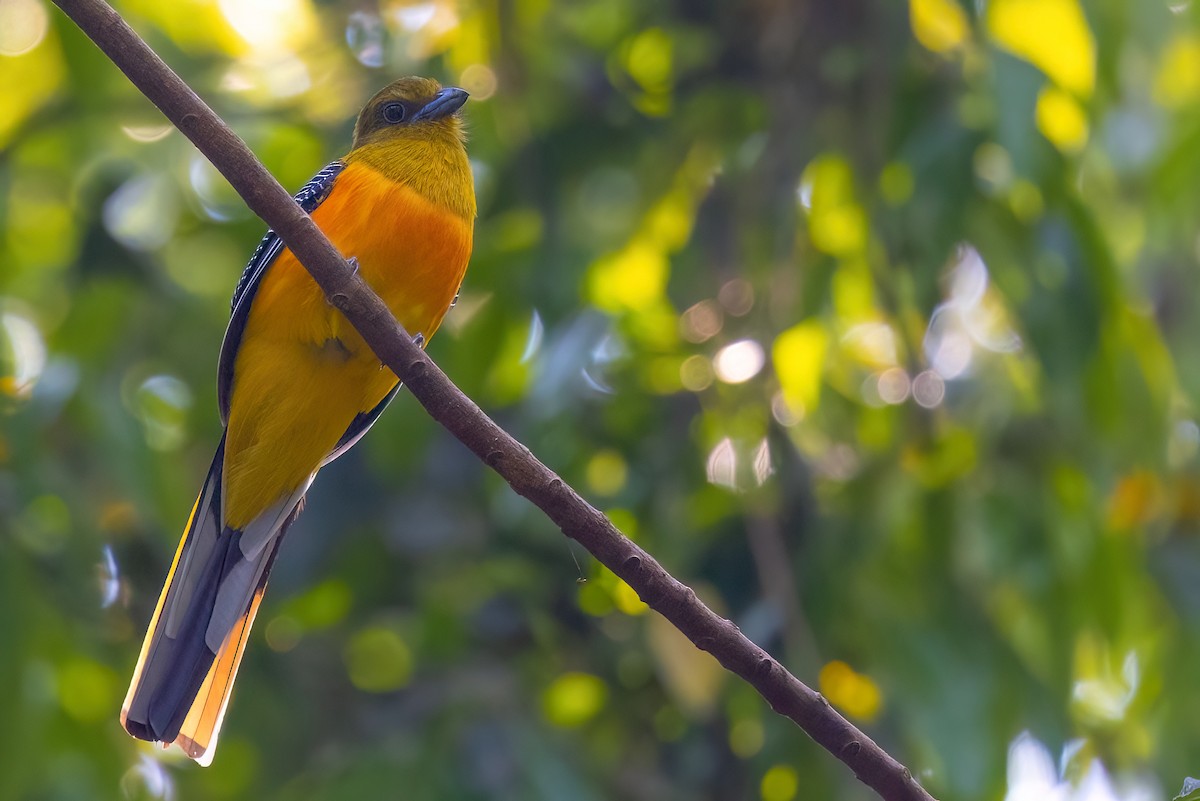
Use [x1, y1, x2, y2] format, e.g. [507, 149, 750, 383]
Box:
[50, 1, 935, 799]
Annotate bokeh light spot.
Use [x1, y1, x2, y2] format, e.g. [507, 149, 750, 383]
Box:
[16, 493, 70, 555]
[761, 764, 799, 801]
[189, 154, 250, 221]
[520, 309, 544, 364]
[877, 367, 911, 405]
[706, 437, 738, 490]
[912, 370, 946, 408]
[1169, 419, 1200, 468]
[974, 142, 1013, 191]
[586, 450, 628, 496]
[714, 339, 765, 384]
[132, 375, 192, 452]
[344, 626, 413, 693]
[1008, 179, 1044, 221]
[543, 672, 608, 728]
[0, 306, 46, 400]
[345, 10, 385, 67]
[1155, 34, 1200, 107]
[266, 615, 302, 653]
[752, 438, 774, 486]
[219, 0, 316, 53]
[680, 300, 723, 343]
[57, 659, 118, 723]
[288, 578, 353, 630]
[879, 161, 915, 205]
[103, 174, 179, 251]
[120, 755, 175, 801]
[842, 322, 899, 369]
[818, 660, 882, 721]
[393, 2, 436, 31]
[459, 64, 497, 100]
[0, 11, 64, 149]
[771, 392, 803, 426]
[717, 279, 755, 316]
[680, 354, 714, 391]
[121, 123, 173, 143]
[729, 718, 764, 758]
[97, 545, 120, 609]
[0, 0, 49, 56]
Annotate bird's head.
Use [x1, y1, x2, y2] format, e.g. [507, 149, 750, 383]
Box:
[351, 77, 469, 148]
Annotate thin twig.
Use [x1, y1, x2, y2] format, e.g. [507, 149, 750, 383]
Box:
[49, 1, 935, 799]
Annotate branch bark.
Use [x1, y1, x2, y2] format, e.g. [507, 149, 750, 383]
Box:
[50, 2, 935, 799]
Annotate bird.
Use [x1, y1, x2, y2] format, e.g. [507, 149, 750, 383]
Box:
[119, 76, 476, 766]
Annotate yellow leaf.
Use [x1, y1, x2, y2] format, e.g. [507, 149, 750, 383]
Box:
[761, 765, 800, 801]
[831, 258, 877, 322]
[647, 611, 724, 713]
[448, 6, 492, 74]
[1107, 470, 1162, 531]
[625, 27, 673, 93]
[586, 239, 668, 312]
[612, 579, 648, 616]
[800, 154, 868, 257]
[1154, 34, 1200, 108]
[986, 0, 1095, 97]
[773, 321, 829, 415]
[909, 0, 970, 54]
[818, 660, 883, 721]
[1035, 86, 1089, 153]
[586, 450, 628, 496]
[542, 672, 608, 727]
[122, 0, 246, 55]
[0, 20, 64, 149]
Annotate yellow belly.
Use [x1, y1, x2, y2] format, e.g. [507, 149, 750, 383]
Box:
[222, 163, 473, 528]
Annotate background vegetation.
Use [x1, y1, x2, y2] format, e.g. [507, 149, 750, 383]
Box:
[2, 0, 1199, 798]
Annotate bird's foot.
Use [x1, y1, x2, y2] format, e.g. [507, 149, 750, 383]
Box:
[412, 333, 425, 349]
[346, 256, 360, 276]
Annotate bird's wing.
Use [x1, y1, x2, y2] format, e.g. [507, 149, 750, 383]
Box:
[321, 378, 404, 467]
[216, 159, 415, 466]
[216, 161, 346, 424]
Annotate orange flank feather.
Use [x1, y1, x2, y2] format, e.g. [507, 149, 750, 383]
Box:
[120, 77, 475, 765]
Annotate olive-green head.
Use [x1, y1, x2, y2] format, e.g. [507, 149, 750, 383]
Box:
[352, 77, 469, 148]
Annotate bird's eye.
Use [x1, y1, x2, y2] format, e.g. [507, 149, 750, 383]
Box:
[382, 102, 406, 124]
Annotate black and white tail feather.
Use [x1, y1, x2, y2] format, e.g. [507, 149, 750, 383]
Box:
[121, 161, 403, 764]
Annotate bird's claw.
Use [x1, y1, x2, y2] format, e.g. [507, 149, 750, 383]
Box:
[412, 333, 425, 349]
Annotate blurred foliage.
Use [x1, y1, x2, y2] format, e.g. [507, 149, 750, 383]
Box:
[3, 0, 1200, 799]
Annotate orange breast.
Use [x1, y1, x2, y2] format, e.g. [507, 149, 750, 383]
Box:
[221, 162, 473, 528]
[252, 162, 473, 348]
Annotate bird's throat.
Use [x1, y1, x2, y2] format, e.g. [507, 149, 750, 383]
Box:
[345, 133, 475, 221]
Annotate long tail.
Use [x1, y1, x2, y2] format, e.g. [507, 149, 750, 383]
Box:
[120, 436, 304, 766]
